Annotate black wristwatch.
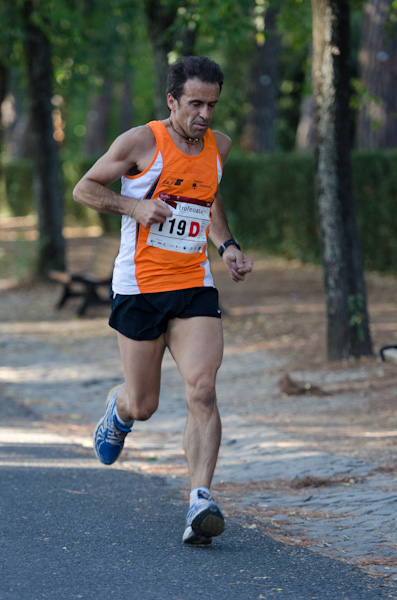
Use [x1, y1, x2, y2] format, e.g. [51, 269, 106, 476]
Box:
[218, 238, 241, 257]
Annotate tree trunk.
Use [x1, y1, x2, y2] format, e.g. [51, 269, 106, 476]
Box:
[151, 40, 170, 120]
[144, 0, 177, 119]
[84, 78, 112, 156]
[120, 68, 134, 133]
[296, 73, 316, 149]
[144, 0, 197, 120]
[0, 62, 7, 148]
[356, 0, 397, 149]
[23, 0, 65, 274]
[244, 7, 281, 152]
[311, 0, 373, 359]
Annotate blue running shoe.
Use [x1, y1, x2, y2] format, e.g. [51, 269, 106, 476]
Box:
[182, 489, 225, 545]
[94, 386, 132, 465]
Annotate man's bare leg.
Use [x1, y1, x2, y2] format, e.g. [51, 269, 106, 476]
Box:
[93, 332, 166, 465]
[116, 332, 167, 422]
[166, 316, 223, 489]
[167, 316, 225, 544]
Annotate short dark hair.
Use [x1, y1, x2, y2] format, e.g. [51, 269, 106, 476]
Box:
[166, 56, 224, 101]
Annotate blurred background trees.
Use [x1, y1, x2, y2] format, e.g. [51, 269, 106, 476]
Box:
[2, 0, 396, 159]
[0, 0, 396, 359]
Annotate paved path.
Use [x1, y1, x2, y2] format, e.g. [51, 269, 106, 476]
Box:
[1, 413, 395, 600]
[0, 317, 396, 591]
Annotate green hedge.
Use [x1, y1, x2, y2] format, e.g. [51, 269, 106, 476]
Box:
[2, 159, 34, 217]
[222, 150, 397, 272]
[1, 150, 397, 272]
[1, 155, 120, 233]
[62, 156, 121, 232]
[222, 153, 319, 263]
[351, 151, 397, 272]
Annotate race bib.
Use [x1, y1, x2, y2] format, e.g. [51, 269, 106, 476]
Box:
[147, 192, 212, 254]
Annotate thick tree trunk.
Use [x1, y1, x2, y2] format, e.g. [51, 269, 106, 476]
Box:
[357, 0, 397, 149]
[244, 8, 281, 153]
[23, 1, 65, 274]
[312, 0, 373, 359]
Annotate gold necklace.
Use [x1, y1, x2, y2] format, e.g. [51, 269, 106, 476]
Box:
[169, 119, 199, 144]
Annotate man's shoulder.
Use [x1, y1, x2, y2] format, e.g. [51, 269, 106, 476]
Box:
[211, 130, 232, 163]
[106, 124, 157, 173]
[118, 124, 156, 152]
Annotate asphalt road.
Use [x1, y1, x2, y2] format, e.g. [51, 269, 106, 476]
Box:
[1, 416, 395, 600]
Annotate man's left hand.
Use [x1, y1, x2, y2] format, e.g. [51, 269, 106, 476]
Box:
[222, 247, 253, 282]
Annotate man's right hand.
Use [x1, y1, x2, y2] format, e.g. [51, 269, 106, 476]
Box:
[133, 198, 173, 227]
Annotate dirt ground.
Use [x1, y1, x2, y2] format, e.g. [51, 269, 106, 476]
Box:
[217, 255, 397, 469]
[1, 216, 397, 473]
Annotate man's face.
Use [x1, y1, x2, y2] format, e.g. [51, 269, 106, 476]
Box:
[168, 77, 220, 139]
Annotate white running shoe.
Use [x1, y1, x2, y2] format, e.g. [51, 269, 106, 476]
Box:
[182, 489, 225, 545]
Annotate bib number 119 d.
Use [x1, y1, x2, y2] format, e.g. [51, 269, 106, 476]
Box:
[147, 193, 211, 254]
[158, 218, 200, 238]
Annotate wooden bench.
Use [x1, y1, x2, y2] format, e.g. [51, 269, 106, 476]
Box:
[379, 345, 397, 365]
[48, 235, 120, 316]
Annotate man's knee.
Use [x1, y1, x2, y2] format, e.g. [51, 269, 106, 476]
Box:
[186, 375, 217, 411]
[118, 388, 158, 421]
[132, 404, 157, 421]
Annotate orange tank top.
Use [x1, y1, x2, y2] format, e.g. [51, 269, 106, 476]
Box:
[112, 120, 223, 295]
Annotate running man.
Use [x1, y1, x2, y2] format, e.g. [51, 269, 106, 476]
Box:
[73, 55, 253, 545]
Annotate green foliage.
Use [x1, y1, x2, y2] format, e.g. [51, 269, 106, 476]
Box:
[2, 158, 34, 216]
[0, 0, 155, 158]
[53, 1, 154, 155]
[275, 0, 312, 52]
[171, 0, 253, 52]
[1, 0, 369, 158]
[387, 0, 397, 33]
[62, 156, 98, 224]
[62, 155, 121, 232]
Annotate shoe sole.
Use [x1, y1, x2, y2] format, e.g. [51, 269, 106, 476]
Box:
[183, 526, 213, 545]
[184, 533, 213, 546]
[191, 505, 225, 539]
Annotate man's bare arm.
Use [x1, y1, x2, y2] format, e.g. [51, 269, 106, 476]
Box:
[209, 192, 253, 282]
[210, 131, 253, 282]
[73, 126, 172, 226]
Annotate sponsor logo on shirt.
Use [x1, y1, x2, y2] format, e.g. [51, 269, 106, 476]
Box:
[164, 178, 184, 186]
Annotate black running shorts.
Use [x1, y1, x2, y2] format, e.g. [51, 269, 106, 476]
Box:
[109, 287, 221, 341]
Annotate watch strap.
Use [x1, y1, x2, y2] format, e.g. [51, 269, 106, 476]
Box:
[218, 238, 241, 257]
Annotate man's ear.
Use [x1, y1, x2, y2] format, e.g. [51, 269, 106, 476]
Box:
[167, 93, 177, 112]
